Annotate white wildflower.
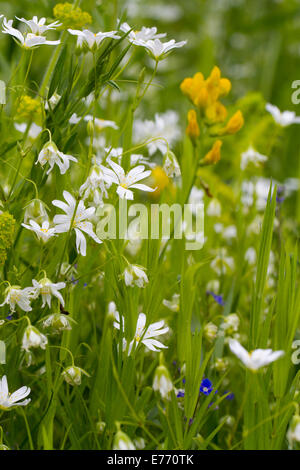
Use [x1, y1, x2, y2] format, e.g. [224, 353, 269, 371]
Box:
[0, 286, 35, 312]
[134, 111, 180, 156]
[266, 103, 300, 127]
[31, 277, 66, 308]
[229, 338, 284, 371]
[21, 325, 48, 352]
[68, 28, 120, 51]
[22, 219, 56, 243]
[103, 159, 154, 200]
[114, 312, 169, 354]
[241, 146, 268, 171]
[37, 141, 77, 175]
[153, 364, 173, 399]
[52, 191, 102, 256]
[2, 18, 60, 48]
[123, 264, 148, 288]
[0, 375, 31, 409]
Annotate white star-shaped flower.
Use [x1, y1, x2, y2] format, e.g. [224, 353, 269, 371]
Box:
[0, 375, 31, 410]
[142, 38, 187, 61]
[2, 18, 60, 49]
[83, 115, 118, 131]
[114, 312, 169, 354]
[79, 165, 112, 204]
[229, 339, 284, 371]
[266, 103, 300, 127]
[53, 191, 102, 256]
[22, 219, 56, 243]
[68, 28, 120, 51]
[15, 16, 61, 34]
[241, 146, 268, 170]
[120, 21, 166, 46]
[37, 141, 77, 175]
[32, 277, 66, 308]
[102, 159, 154, 200]
[0, 286, 35, 312]
[134, 111, 180, 156]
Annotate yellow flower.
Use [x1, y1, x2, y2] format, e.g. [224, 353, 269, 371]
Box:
[202, 140, 222, 165]
[53, 2, 92, 29]
[181, 67, 232, 112]
[180, 72, 205, 103]
[150, 166, 170, 198]
[219, 110, 244, 135]
[194, 87, 209, 109]
[219, 78, 232, 97]
[17, 95, 42, 123]
[205, 101, 227, 124]
[186, 109, 200, 142]
[0, 212, 16, 266]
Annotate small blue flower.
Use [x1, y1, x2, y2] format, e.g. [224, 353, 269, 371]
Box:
[6, 314, 13, 321]
[200, 378, 213, 395]
[225, 391, 235, 400]
[182, 378, 186, 384]
[71, 276, 79, 286]
[206, 291, 225, 307]
[177, 390, 185, 398]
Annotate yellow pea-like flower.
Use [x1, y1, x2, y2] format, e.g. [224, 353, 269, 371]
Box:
[219, 110, 244, 135]
[205, 101, 227, 124]
[202, 140, 223, 165]
[219, 78, 232, 97]
[186, 109, 200, 142]
[194, 87, 209, 109]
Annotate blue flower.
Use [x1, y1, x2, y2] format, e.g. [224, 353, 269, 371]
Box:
[206, 291, 225, 307]
[224, 391, 235, 400]
[200, 378, 213, 395]
[71, 276, 79, 286]
[177, 390, 185, 398]
[6, 314, 13, 321]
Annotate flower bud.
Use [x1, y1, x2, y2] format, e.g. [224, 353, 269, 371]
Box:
[21, 325, 48, 352]
[153, 364, 173, 399]
[163, 150, 181, 178]
[24, 199, 48, 225]
[287, 415, 300, 444]
[123, 264, 148, 288]
[186, 109, 200, 142]
[62, 365, 88, 386]
[113, 429, 135, 450]
[134, 437, 145, 449]
[214, 357, 229, 373]
[96, 421, 106, 434]
[86, 120, 94, 137]
[0, 444, 10, 450]
[204, 322, 218, 342]
[43, 313, 72, 334]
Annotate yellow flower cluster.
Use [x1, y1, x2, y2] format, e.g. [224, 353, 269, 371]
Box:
[17, 95, 42, 123]
[181, 66, 232, 124]
[0, 212, 15, 266]
[181, 66, 244, 166]
[53, 3, 92, 30]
